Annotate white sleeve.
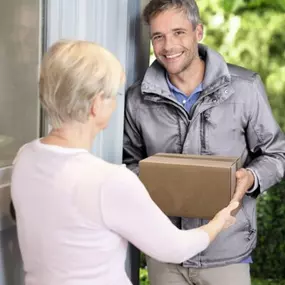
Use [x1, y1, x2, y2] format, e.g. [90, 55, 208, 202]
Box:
[100, 167, 210, 264]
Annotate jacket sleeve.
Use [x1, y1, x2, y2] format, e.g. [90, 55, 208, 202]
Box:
[123, 86, 146, 175]
[245, 74, 285, 193]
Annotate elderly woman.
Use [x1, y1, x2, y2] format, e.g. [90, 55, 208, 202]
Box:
[11, 40, 238, 285]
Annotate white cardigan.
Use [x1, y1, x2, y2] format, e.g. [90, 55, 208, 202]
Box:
[11, 139, 209, 285]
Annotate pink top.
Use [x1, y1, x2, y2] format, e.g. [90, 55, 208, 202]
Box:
[11, 139, 209, 285]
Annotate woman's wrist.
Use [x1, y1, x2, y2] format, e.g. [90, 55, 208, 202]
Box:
[199, 219, 224, 242]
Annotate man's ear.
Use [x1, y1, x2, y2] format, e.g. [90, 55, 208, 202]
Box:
[196, 24, 204, 42]
[90, 91, 104, 117]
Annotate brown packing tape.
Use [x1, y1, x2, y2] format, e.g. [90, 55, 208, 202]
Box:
[140, 156, 236, 168]
[154, 152, 240, 163]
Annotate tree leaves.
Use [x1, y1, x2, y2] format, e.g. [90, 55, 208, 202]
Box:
[221, 0, 285, 14]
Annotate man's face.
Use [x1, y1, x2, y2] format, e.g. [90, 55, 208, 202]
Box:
[150, 8, 203, 75]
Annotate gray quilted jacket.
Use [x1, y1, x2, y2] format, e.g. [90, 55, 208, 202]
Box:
[123, 44, 285, 268]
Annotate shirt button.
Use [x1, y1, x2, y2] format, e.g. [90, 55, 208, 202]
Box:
[225, 89, 228, 94]
[182, 99, 186, 105]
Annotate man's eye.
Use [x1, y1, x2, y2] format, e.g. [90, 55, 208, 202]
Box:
[153, 35, 162, 41]
[175, 31, 184, 36]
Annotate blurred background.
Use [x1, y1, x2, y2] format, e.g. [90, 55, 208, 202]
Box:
[143, 0, 285, 284]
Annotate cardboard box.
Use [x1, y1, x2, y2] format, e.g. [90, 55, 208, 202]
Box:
[139, 153, 241, 219]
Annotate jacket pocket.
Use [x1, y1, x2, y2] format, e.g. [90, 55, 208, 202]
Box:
[198, 197, 257, 263]
[241, 195, 257, 240]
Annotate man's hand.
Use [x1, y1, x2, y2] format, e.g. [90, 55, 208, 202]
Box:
[231, 168, 255, 203]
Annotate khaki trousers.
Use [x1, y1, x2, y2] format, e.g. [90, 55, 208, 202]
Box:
[146, 257, 251, 285]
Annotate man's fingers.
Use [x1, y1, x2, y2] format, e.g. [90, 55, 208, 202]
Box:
[236, 170, 243, 179]
[235, 168, 247, 180]
[232, 185, 245, 202]
[227, 201, 239, 212]
[232, 172, 249, 201]
[229, 201, 241, 216]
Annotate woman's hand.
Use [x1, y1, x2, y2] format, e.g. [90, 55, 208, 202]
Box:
[212, 201, 239, 229]
[199, 201, 239, 242]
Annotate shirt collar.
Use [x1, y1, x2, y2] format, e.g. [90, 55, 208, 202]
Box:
[165, 73, 203, 96]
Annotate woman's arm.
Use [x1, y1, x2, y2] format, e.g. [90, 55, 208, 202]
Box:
[100, 167, 236, 264]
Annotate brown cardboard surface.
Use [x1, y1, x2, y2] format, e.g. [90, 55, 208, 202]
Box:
[139, 153, 240, 219]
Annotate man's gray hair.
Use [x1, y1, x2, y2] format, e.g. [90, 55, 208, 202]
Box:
[143, 0, 201, 29]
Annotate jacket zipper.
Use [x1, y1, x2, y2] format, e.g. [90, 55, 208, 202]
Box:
[189, 93, 207, 120]
[189, 81, 231, 119]
[200, 113, 207, 153]
[144, 84, 230, 266]
[153, 95, 207, 267]
[188, 91, 215, 267]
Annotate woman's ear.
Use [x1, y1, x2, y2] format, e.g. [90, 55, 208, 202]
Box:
[90, 91, 104, 118]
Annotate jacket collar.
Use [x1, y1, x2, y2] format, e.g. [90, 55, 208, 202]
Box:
[141, 44, 231, 98]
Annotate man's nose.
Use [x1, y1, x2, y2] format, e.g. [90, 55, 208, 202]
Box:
[163, 35, 175, 52]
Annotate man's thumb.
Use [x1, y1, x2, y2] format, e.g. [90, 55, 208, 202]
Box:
[236, 168, 246, 180]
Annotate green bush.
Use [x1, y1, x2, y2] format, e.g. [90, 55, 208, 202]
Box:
[252, 278, 285, 285]
[140, 268, 149, 285]
[251, 180, 285, 279]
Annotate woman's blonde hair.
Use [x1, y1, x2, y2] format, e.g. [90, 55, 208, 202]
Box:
[39, 40, 125, 128]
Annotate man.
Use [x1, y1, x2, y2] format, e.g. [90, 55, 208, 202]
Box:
[123, 0, 285, 284]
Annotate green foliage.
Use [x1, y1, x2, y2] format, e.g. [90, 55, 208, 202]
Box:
[251, 180, 285, 279]
[221, 0, 285, 14]
[140, 268, 149, 285]
[252, 279, 285, 285]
